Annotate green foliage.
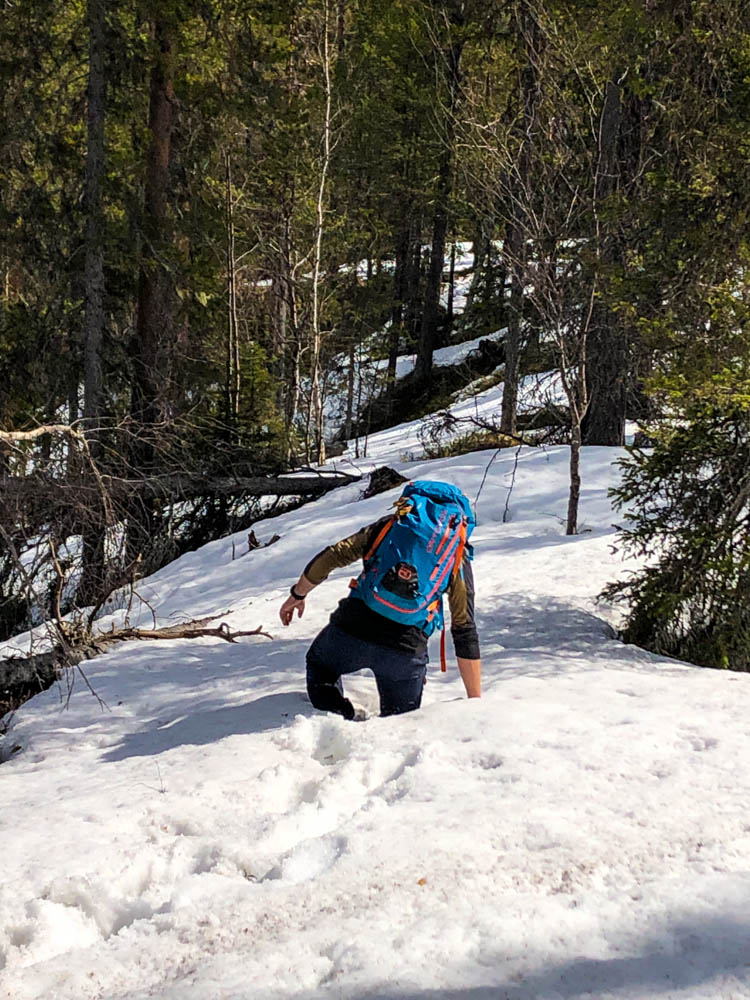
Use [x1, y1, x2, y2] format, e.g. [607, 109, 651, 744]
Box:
[604, 401, 750, 671]
[2, 0, 750, 633]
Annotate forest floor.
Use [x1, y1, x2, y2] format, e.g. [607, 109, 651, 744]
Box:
[2, 406, 750, 998]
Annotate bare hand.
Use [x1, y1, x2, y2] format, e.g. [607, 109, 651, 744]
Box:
[279, 595, 305, 626]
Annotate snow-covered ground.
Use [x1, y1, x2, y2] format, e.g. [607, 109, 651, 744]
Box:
[3, 424, 750, 997]
[324, 325, 506, 430]
[338, 369, 564, 463]
[323, 240, 498, 432]
[368, 328, 508, 386]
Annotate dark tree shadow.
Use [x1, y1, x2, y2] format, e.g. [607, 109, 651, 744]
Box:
[98, 594, 674, 762]
[102, 691, 312, 761]
[345, 913, 750, 999]
[472, 592, 682, 686]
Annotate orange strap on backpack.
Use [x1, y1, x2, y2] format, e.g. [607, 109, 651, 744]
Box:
[364, 517, 395, 561]
[451, 520, 468, 580]
[363, 499, 412, 563]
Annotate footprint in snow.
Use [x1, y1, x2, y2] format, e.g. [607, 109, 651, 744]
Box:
[473, 751, 504, 770]
[263, 834, 348, 884]
[311, 721, 356, 766]
[682, 734, 719, 753]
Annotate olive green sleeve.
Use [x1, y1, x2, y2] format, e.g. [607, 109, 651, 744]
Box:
[447, 558, 481, 659]
[302, 519, 387, 586]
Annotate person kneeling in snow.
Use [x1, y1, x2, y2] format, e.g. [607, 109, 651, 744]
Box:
[279, 480, 481, 719]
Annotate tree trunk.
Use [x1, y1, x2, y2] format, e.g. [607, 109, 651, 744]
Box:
[404, 212, 423, 343]
[224, 150, 240, 436]
[307, 0, 333, 466]
[337, 0, 346, 54]
[128, 8, 175, 562]
[464, 227, 484, 316]
[566, 420, 582, 535]
[131, 10, 175, 438]
[501, 218, 524, 435]
[78, 0, 107, 605]
[446, 239, 456, 328]
[275, 204, 301, 458]
[387, 217, 410, 388]
[284, 276, 302, 462]
[563, 293, 590, 536]
[501, 0, 543, 436]
[344, 335, 356, 441]
[582, 78, 626, 446]
[414, 26, 464, 387]
[83, 0, 105, 430]
[415, 139, 451, 386]
[270, 269, 287, 414]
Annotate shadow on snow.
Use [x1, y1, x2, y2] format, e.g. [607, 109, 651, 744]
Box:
[347, 913, 750, 998]
[98, 594, 641, 761]
[101, 690, 312, 762]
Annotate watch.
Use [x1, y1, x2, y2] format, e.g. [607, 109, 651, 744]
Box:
[290, 584, 306, 601]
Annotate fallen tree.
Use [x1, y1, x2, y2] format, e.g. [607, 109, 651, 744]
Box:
[1, 470, 360, 513]
[0, 615, 272, 721]
[4, 466, 359, 496]
[0, 418, 361, 643]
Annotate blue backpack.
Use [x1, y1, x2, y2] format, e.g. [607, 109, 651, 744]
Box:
[350, 481, 475, 662]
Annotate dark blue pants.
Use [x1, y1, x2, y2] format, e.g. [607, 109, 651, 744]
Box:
[306, 623, 428, 719]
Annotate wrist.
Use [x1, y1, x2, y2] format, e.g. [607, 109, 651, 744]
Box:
[290, 584, 306, 601]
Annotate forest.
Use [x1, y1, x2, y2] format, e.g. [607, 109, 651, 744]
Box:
[1, 0, 749, 679]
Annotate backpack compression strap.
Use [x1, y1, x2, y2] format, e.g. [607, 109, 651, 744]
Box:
[452, 520, 468, 579]
[442, 520, 469, 672]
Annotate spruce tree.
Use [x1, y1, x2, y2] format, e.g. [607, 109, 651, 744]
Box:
[605, 388, 750, 671]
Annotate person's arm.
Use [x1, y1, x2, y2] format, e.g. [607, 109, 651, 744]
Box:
[279, 574, 316, 626]
[278, 520, 385, 626]
[447, 558, 482, 698]
[457, 657, 481, 698]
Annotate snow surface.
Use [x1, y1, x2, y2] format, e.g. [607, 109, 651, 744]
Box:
[3, 430, 750, 998]
[323, 326, 506, 431]
[341, 369, 564, 463]
[372, 327, 507, 385]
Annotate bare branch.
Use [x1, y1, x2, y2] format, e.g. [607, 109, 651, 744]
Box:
[0, 423, 82, 444]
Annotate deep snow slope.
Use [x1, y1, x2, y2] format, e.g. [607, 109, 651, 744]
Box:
[2, 445, 750, 1000]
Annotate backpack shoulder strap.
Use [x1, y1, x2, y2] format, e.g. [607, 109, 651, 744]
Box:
[364, 517, 395, 561]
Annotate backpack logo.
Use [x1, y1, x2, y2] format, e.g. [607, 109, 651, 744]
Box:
[381, 561, 419, 600]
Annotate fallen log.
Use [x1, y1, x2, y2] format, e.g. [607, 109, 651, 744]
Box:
[0, 470, 360, 506]
[1, 615, 272, 721]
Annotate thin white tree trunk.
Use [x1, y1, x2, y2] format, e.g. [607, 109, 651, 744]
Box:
[84, 0, 106, 430]
[308, 0, 333, 465]
[224, 150, 240, 434]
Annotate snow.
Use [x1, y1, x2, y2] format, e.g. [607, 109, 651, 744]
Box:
[342, 369, 564, 462]
[3, 428, 750, 997]
[324, 327, 508, 431]
[386, 327, 507, 382]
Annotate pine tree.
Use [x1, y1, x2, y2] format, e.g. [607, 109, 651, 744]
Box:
[605, 393, 750, 671]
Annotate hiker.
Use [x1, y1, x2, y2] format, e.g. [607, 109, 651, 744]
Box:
[279, 480, 481, 719]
